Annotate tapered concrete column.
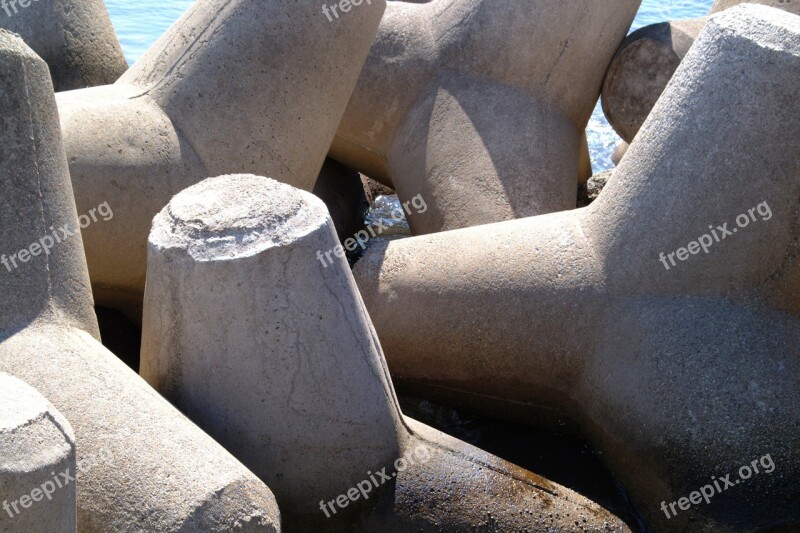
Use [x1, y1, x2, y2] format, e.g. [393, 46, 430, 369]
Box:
[56, 0, 386, 319]
[330, 0, 641, 234]
[142, 174, 404, 516]
[0, 0, 127, 91]
[602, 0, 800, 142]
[0, 373, 76, 533]
[354, 6, 800, 530]
[0, 31, 280, 533]
[141, 175, 630, 530]
[0, 29, 98, 337]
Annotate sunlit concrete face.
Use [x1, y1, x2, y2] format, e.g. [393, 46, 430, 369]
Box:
[353, 6, 800, 531]
[0, 30, 280, 533]
[0, 0, 127, 91]
[55, 0, 387, 320]
[0, 372, 76, 533]
[140, 173, 632, 531]
[330, 0, 642, 234]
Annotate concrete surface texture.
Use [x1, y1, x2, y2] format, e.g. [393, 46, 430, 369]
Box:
[140, 174, 632, 531]
[353, 6, 800, 531]
[55, 0, 386, 321]
[0, 372, 76, 533]
[0, 0, 127, 91]
[0, 31, 280, 533]
[602, 0, 800, 143]
[329, 0, 642, 234]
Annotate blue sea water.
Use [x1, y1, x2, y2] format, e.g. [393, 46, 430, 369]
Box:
[106, 0, 715, 173]
[587, 0, 715, 171]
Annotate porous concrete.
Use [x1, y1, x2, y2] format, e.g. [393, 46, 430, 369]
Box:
[140, 174, 631, 531]
[0, 0, 127, 91]
[711, 0, 800, 13]
[353, 6, 800, 531]
[141, 175, 405, 519]
[0, 373, 76, 533]
[0, 31, 280, 533]
[56, 0, 386, 320]
[330, 0, 641, 234]
[0, 29, 98, 338]
[602, 0, 800, 142]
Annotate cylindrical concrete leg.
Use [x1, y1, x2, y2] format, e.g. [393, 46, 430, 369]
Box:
[0, 29, 98, 336]
[0, 30, 281, 533]
[140, 175, 629, 531]
[141, 174, 404, 518]
[591, 4, 800, 286]
[601, 18, 705, 143]
[602, 0, 800, 143]
[355, 3, 800, 424]
[0, 372, 76, 533]
[389, 76, 579, 234]
[0, 0, 127, 91]
[352, 6, 800, 529]
[56, 0, 387, 315]
[121, 0, 386, 189]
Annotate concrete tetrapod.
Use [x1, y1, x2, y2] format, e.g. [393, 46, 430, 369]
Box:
[55, 0, 386, 320]
[353, 6, 800, 531]
[140, 174, 631, 531]
[0, 0, 127, 91]
[0, 373, 76, 533]
[329, 0, 642, 235]
[0, 31, 280, 533]
[601, 0, 800, 143]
